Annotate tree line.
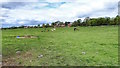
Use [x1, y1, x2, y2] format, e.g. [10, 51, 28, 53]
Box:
[42, 15, 120, 27]
[2, 15, 120, 29]
[71, 15, 120, 27]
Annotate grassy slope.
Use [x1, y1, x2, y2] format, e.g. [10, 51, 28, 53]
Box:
[2, 26, 118, 66]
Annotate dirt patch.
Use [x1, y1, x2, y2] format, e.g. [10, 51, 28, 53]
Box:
[2, 51, 33, 66]
[16, 35, 39, 39]
[2, 57, 18, 66]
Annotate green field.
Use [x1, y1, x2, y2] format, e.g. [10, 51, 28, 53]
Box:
[2, 26, 118, 66]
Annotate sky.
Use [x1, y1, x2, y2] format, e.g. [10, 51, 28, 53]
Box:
[0, 0, 119, 28]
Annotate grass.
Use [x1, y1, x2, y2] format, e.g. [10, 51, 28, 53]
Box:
[2, 26, 118, 66]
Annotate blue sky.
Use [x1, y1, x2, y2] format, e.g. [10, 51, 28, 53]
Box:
[0, 0, 119, 28]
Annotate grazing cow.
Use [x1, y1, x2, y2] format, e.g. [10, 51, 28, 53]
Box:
[51, 28, 56, 31]
[53, 28, 56, 31]
[74, 27, 79, 31]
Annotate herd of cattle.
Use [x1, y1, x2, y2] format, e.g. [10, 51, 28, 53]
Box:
[41, 27, 79, 32]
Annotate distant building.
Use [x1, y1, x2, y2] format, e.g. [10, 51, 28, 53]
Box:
[60, 24, 65, 27]
[68, 23, 72, 27]
[24, 26, 28, 28]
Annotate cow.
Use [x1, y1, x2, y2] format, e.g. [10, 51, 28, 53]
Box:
[74, 27, 79, 31]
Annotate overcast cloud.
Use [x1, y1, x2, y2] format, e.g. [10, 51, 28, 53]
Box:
[0, 0, 119, 27]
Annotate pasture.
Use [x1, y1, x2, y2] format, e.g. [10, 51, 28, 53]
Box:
[2, 26, 118, 66]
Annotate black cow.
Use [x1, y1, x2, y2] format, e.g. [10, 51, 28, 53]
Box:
[74, 27, 79, 31]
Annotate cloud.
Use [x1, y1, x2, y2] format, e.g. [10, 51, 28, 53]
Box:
[1, 2, 27, 9]
[0, 0, 39, 2]
[118, 1, 120, 15]
[0, 0, 119, 27]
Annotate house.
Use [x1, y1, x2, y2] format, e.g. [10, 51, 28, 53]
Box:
[24, 26, 28, 28]
[60, 24, 65, 27]
[68, 23, 72, 27]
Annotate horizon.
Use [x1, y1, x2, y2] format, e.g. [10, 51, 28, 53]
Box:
[0, 0, 119, 28]
[1, 16, 118, 28]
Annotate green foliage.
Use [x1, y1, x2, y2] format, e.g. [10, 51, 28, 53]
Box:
[51, 22, 55, 27]
[37, 24, 40, 27]
[58, 22, 64, 25]
[45, 23, 50, 28]
[71, 15, 119, 27]
[42, 24, 45, 28]
[77, 19, 82, 26]
[114, 15, 120, 25]
[71, 21, 78, 27]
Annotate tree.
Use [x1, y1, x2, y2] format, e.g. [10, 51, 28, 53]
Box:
[65, 22, 70, 26]
[105, 17, 110, 25]
[42, 24, 45, 28]
[110, 18, 115, 25]
[88, 18, 97, 26]
[72, 21, 78, 27]
[59, 22, 64, 25]
[38, 24, 40, 28]
[77, 19, 82, 26]
[19, 25, 24, 28]
[51, 22, 55, 27]
[45, 23, 50, 28]
[114, 15, 120, 25]
[83, 17, 90, 26]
